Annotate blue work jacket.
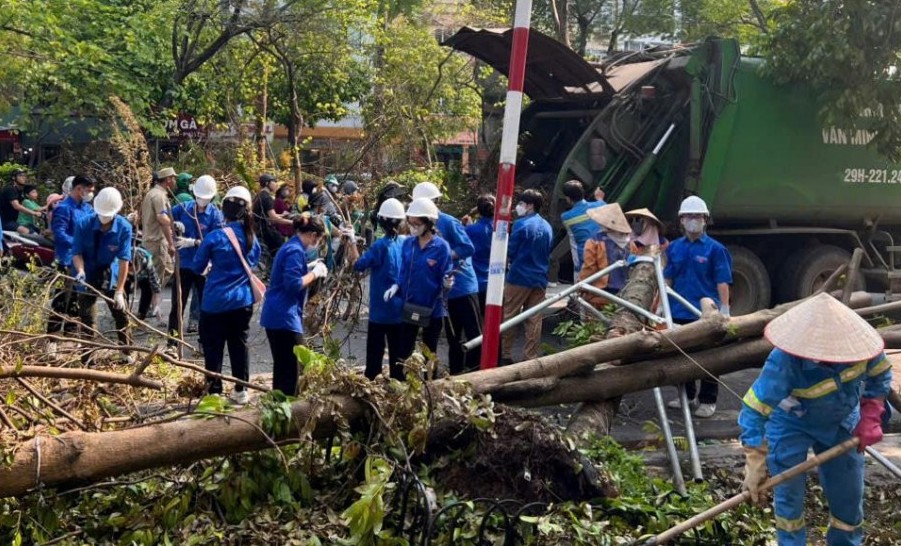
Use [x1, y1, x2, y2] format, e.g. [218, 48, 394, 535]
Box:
[260, 236, 308, 333]
[664, 234, 732, 321]
[562, 199, 604, 271]
[739, 349, 893, 448]
[52, 196, 95, 267]
[172, 201, 224, 270]
[507, 212, 553, 289]
[436, 211, 478, 299]
[72, 215, 132, 286]
[354, 233, 404, 324]
[193, 222, 261, 313]
[465, 217, 493, 293]
[398, 235, 452, 319]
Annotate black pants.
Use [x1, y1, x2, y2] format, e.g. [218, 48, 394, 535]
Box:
[137, 278, 153, 319]
[168, 268, 205, 345]
[477, 290, 487, 317]
[266, 328, 303, 395]
[675, 318, 718, 404]
[366, 322, 403, 380]
[47, 266, 80, 335]
[201, 306, 252, 394]
[397, 317, 443, 367]
[444, 294, 483, 374]
[77, 285, 130, 347]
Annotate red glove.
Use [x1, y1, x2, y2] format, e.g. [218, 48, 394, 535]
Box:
[854, 397, 885, 452]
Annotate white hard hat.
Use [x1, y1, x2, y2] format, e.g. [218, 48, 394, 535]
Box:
[406, 197, 439, 220]
[412, 181, 442, 201]
[378, 198, 406, 220]
[61, 176, 74, 195]
[193, 175, 217, 199]
[93, 187, 123, 216]
[678, 195, 710, 216]
[224, 185, 252, 209]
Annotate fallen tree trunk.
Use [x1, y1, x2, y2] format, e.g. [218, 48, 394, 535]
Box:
[0, 396, 367, 498]
[0, 366, 163, 390]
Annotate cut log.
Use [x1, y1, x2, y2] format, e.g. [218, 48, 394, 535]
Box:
[0, 395, 367, 498]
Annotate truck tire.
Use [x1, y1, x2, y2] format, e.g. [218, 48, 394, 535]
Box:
[727, 245, 771, 315]
[779, 245, 864, 302]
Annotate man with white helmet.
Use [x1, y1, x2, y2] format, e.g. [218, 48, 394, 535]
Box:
[72, 187, 133, 356]
[665, 195, 733, 417]
[412, 181, 483, 374]
[167, 175, 224, 345]
[352, 198, 407, 379]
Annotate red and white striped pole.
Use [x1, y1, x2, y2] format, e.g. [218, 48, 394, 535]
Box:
[480, 1, 532, 369]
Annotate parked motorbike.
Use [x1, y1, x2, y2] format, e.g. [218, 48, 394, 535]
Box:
[2, 230, 56, 269]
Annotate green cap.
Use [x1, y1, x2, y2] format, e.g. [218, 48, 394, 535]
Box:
[176, 172, 193, 193]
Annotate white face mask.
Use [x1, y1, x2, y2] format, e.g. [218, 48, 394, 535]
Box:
[515, 203, 528, 217]
[409, 224, 425, 237]
[188, 184, 195, 193]
[609, 232, 631, 248]
[682, 218, 705, 235]
[97, 213, 114, 224]
[83, 191, 95, 203]
[196, 197, 211, 207]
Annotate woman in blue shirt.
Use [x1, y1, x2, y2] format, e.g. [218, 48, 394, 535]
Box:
[192, 186, 261, 404]
[391, 198, 452, 368]
[464, 193, 495, 315]
[260, 215, 328, 395]
[353, 198, 405, 380]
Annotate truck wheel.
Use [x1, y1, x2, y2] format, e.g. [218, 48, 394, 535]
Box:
[781, 245, 864, 301]
[727, 245, 771, 315]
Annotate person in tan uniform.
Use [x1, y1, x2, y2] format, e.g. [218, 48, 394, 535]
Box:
[141, 167, 177, 292]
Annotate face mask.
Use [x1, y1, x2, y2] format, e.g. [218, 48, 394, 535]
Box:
[609, 232, 630, 248]
[682, 218, 705, 235]
[305, 247, 320, 263]
[630, 218, 646, 237]
[83, 191, 95, 203]
[97, 213, 114, 224]
[188, 184, 195, 193]
[196, 197, 211, 207]
[409, 224, 425, 237]
[515, 203, 528, 217]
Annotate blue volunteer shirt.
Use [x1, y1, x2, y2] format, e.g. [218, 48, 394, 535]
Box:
[436, 211, 478, 298]
[193, 221, 261, 313]
[465, 217, 493, 293]
[738, 349, 892, 448]
[52, 196, 95, 267]
[397, 235, 452, 319]
[561, 199, 604, 271]
[664, 234, 733, 321]
[72, 215, 132, 286]
[354, 234, 405, 324]
[507, 212, 553, 289]
[172, 201, 224, 270]
[260, 236, 309, 333]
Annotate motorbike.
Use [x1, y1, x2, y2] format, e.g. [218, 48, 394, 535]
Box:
[2, 230, 56, 269]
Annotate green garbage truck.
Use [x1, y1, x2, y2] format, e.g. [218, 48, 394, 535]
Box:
[444, 28, 901, 314]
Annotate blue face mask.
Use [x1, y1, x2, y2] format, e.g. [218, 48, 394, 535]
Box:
[305, 247, 320, 263]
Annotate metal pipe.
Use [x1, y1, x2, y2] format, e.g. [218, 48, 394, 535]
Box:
[655, 254, 703, 482]
[665, 286, 703, 318]
[464, 261, 627, 351]
[652, 386, 687, 496]
[865, 446, 901, 480]
[580, 285, 666, 324]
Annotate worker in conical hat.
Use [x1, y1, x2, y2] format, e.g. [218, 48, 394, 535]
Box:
[738, 292, 892, 546]
[579, 203, 632, 309]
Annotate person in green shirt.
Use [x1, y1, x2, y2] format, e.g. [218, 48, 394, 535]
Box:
[173, 172, 194, 205]
[17, 185, 44, 234]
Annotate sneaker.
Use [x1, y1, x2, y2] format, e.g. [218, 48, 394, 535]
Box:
[667, 396, 698, 409]
[187, 321, 199, 334]
[229, 389, 250, 405]
[694, 403, 716, 418]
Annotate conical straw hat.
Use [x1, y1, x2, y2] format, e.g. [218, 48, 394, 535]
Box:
[587, 203, 631, 234]
[625, 207, 664, 229]
[764, 293, 884, 363]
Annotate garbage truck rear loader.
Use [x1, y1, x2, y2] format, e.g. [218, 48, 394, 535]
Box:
[444, 29, 901, 314]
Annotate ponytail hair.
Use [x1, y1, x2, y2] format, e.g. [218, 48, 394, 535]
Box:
[223, 197, 256, 252]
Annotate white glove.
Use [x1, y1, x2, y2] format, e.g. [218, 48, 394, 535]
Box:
[175, 237, 198, 250]
[113, 291, 127, 311]
[75, 270, 86, 285]
[311, 261, 328, 279]
[340, 227, 355, 238]
[719, 304, 731, 318]
[330, 238, 341, 251]
[383, 284, 399, 302]
[443, 275, 454, 290]
[173, 221, 186, 235]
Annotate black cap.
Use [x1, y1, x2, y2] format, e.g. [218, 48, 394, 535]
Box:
[259, 173, 277, 184]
